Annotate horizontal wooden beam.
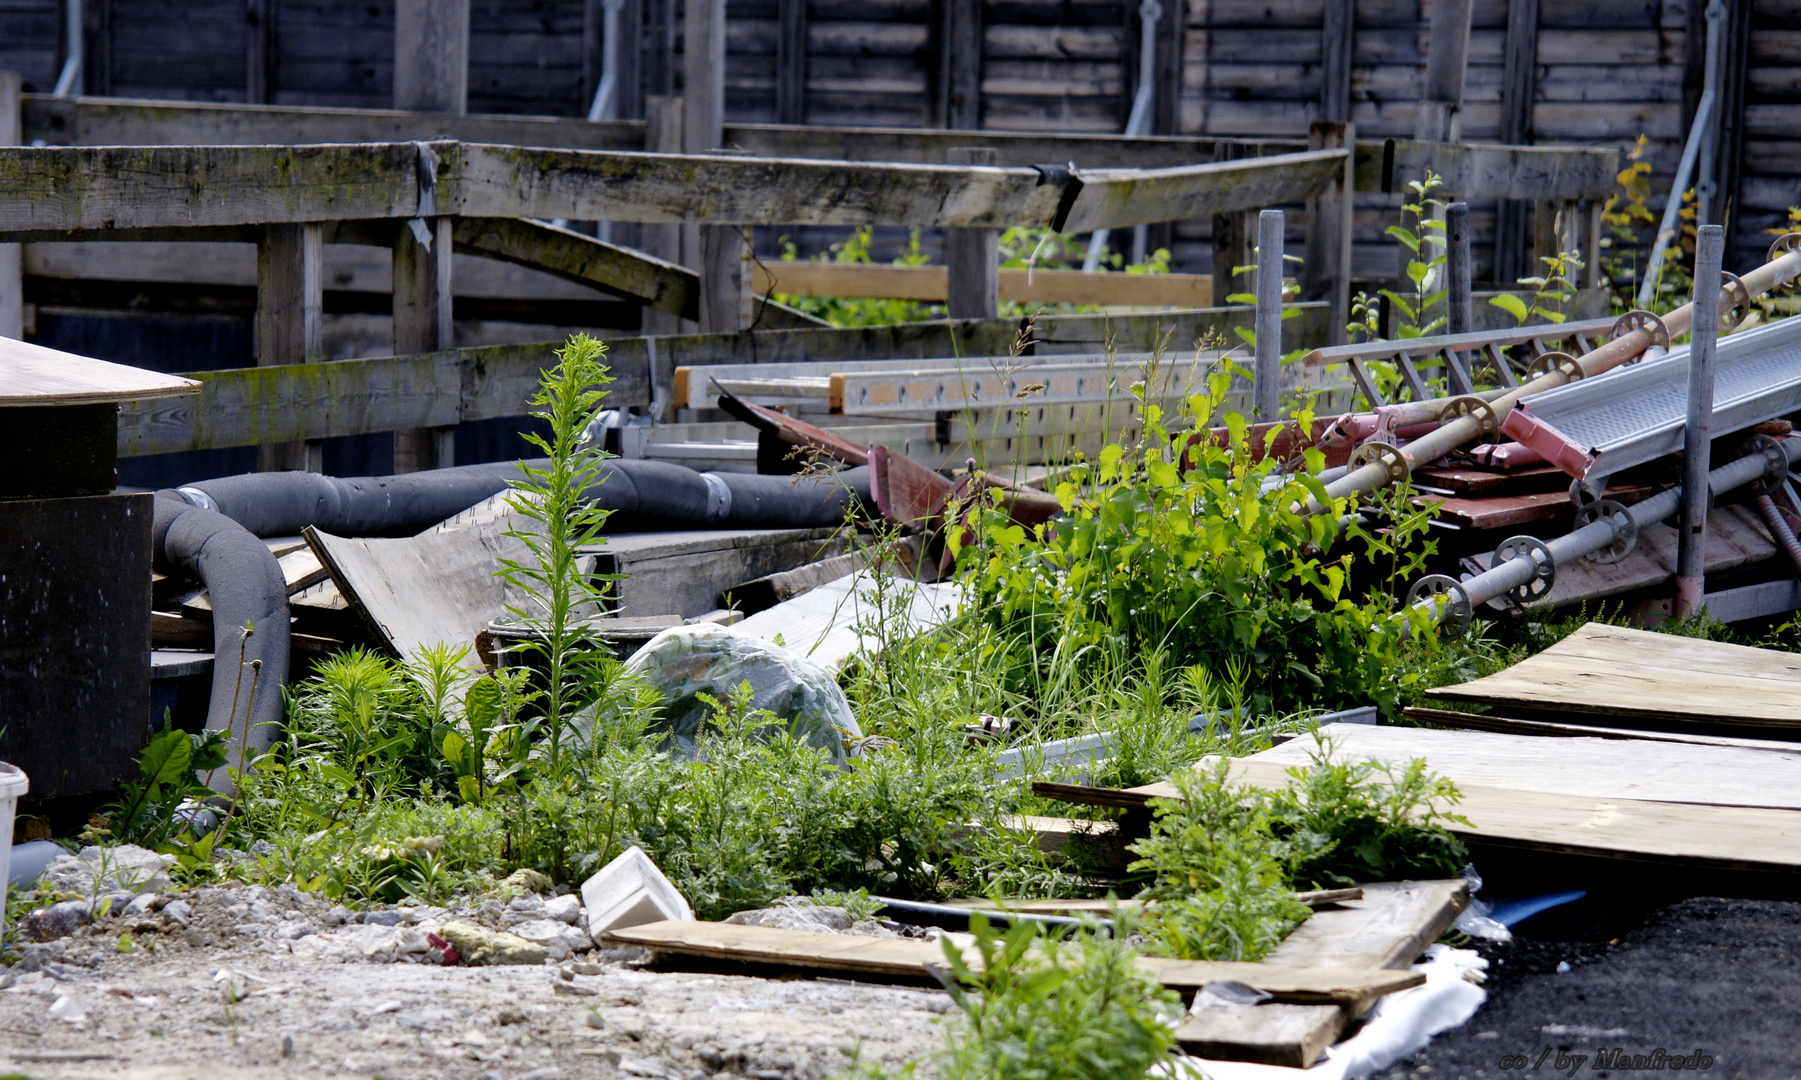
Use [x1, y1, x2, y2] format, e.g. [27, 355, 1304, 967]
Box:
[754, 261, 1219, 306]
[24, 95, 1292, 169]
[1058, 150, 1350, 232]
[117, 307, 1332, 457]
[1360, 140, 1618, 200]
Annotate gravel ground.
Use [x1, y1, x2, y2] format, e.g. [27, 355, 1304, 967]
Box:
[1375, 897, 1801, 1080]
[0, 883, 950, 1080]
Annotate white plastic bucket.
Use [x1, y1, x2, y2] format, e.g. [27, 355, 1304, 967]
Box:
[0, 761, 28, 921]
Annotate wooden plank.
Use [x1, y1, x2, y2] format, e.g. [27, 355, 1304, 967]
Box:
[596, 527, 852, 619]
[451, 216, 698, 320]
[1426, 620, 1801, 732]
[1243, 722, 1801, 810]
[304, 514, 533, 664]
[752, 262, 1217, 306]
[1057, 150, 1348, 233]
[1182, 758, 1801, 874]
[0, 143, 423, 232]
[1, 337, 200, 405]
[1355, 140, 1617, 201]
[1402, 706, 1801, 757]
[945, 146, 999, 321]
[776, 0, 808, 125]
[394, 0, 471, 114]
[1176, 881, 1470, 1068]
[599, 920, 1425, 1003]
[392, 216, 456, 472]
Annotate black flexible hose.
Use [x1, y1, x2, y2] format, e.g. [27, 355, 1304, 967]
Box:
[151, 493, 289, 788]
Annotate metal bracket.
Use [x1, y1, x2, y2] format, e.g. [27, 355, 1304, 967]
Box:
[1574, 499, 1637, 564]
[1439, 395, 1502, 442]
[1525, 350, 1584, 383]
[1769, 230, 1801, 264]
[1494, 534, 1557, 603]
[1743, 432, 1789, 496]
[1719, 271, 1752, 332]
[1406, 574, 1472, 635]
[1612, 310, 1672, 352]
[1349, 440, 1409, 484]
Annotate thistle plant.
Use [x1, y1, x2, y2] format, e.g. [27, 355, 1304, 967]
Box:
[496, 333, 617, 776]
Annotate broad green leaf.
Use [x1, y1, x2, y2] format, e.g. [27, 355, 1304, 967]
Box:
[1488, 293, 1530, 321]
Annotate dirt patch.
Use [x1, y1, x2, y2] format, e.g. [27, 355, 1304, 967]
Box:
[1376, 897, 1801, 1080]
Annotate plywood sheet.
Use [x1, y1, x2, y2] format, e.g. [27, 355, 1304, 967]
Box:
[1427, 621, 1801, 730]
[1403, 707, 1801, 756]
[1135, 759, 1801, 874]
[600, 920, 1424, 1004]
[0, 336, 200, 404]
[1175, 880, 1468, 1068]
[1245, 723, 1801, 810]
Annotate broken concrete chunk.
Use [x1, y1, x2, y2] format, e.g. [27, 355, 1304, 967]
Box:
[435, 922, 550, 966]
[510, 918, 593, 962]
[581, 845, 693, 936]
[20, 900, 91, 941]
[623, 623, 861, 765]
[725, 896, 854, 934]
[545, 893, 584, 925]
[41, 845, 176, 896]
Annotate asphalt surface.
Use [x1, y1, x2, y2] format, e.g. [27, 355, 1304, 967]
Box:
[1374, 896, 1801, 1080]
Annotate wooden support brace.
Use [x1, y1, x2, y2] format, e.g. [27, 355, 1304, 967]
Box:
[256, 222, 325, 472]
[699, 224, 753, 334]
[1303, 121, 1354, 345]
[776, 0, 808, 125]
[393, 217, 456, 472]
[394, 0, 470, 114]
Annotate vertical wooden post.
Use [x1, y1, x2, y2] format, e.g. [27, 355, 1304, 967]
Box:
[945, 147, 999, 320]
[394, 0, 469, 113]
[83, 0, 112, 95]
[1494, 0, 1539, 285]
[617, 0, 645, 120]
[247, 0, 276, 104]
[683, 0, 744, 335]
[1675, 225, 1725, 619]
[641, 95, 684, 336]
[776, 0, 808, 125]
[1303, 121, 1354, 344]
[1446, 201, 1472, 337]
[0, 71, 19, 341]
[393, 218, 455, 472]
[1583, 200, 1604, 290]
[1532, 198, 1564, 269]
[936, 0, 982, 130]
[1320, 0, 1354, 123]
[1212, 210, 1252, 308]
[699, 224, 753, 334]
[1255, 209, 1284, 422]
[257, 223, 324, 473]
[644, 0, 675, 97]
[1415, 0, 1472, 142]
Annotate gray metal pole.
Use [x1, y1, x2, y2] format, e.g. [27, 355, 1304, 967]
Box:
[1255, 208, 1284, 421]
[1675, 223, 1726, 619]
[1446, 201, 1472, 337]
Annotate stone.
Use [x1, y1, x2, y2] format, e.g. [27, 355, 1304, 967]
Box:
[545, 894, 584, 925]
[725, 897, 853, 934]
[436, 922, 549, 966]
[124, 893, 160, 917]
[581, 846, 693, 937]
[502, 868, 554, 895]
[622, 623, 861, 764]
[47, 994, 89, 1023]
[20, 900, 91, 941]
[162, 900, 194, 926]
[509, 918, 592, 962]
[40, 845, 175, 896]
[362, 909, 405, 926]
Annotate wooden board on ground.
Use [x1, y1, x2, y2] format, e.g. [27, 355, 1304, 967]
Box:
[730, 536, 929, 615]
[0, 336, 199, 404]
[304, 512, 537, 664]
[600, 920, 1423, 1005]
[1460, 504, 1776, 611]
[1139, 759, 1801, 875]
[1178, 880, 1469, 1068]
[730, 571, 963, 669]
[1403, 707, 1801, 756]
[1244, 723, 1801, 810]
[1427, 621, 1801, 731]
[594, 528, 850, 620]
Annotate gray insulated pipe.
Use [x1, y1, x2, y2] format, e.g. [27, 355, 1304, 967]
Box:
[150, 494, 289, 790]
[175, 460, 872, 537]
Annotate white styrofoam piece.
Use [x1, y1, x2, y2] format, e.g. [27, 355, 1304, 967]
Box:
[581, 844, 694, 934]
